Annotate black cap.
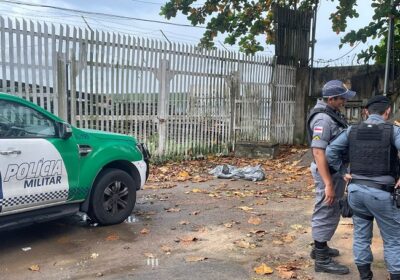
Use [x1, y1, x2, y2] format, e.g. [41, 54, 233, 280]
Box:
[365, 95, 390, 108]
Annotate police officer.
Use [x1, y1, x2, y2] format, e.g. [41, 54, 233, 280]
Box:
[327, 95, 400, 280]
[307, 80, 356, 275]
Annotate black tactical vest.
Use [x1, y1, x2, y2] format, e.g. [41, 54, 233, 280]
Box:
[349, 122, 399, 178]
[306, 106, 348, 144]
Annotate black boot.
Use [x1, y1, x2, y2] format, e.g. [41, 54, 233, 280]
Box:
[390, 273, 400, 280]
[310, 245, 340, 259]
[314, 247, 350, 275]
[357, 264, 373, 280]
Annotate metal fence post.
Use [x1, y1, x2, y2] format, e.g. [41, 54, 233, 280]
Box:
[229, 70, 240, 152]
[269, 57, 277, 143]
[69, 50, 77, 126]
[56, 51, 68, 121]
[155, 59, 174, 156]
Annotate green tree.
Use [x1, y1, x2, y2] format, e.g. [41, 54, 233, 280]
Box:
[160, 0, 399, 63]
[331, 0, 400, 64]
[160, 0, 317, 54]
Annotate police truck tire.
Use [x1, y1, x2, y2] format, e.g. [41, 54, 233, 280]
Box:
[89, 168, 136, 225]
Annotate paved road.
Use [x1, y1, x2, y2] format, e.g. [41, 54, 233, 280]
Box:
[0, 176, 390, 280]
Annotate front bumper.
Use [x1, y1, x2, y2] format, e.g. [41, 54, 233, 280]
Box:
[132, 160, 147, 189]
[134, 143, 151, 188]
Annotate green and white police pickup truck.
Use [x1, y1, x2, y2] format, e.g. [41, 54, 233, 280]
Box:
[0, 93, 150, 230]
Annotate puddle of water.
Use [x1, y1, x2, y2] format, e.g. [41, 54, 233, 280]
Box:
[76, 212, 88, 222]
[75, 212, 98, 227]
[76, 212, 138, 225]
[125, 215, 139, 223]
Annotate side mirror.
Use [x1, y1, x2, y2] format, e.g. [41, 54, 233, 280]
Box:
[58, 122, 72, 139]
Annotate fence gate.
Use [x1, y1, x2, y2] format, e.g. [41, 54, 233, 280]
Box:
[234, 62, 296, 145]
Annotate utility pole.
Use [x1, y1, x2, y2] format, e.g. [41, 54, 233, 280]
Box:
[308, 0, 319, 97]
[383, 0, 395, 96]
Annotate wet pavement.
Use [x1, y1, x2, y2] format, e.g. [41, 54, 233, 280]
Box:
[0, 155, 391, 280]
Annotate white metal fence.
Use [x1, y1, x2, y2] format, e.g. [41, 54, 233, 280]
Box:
[0, 17, 296, 157]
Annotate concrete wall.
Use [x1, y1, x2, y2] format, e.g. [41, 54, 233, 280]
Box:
[310, 65, 386, 101]
[294, 64, 389, 144]
[293, 68, 309, 144]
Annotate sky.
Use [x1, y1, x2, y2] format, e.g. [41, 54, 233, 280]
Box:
[0, 0, 379, 66]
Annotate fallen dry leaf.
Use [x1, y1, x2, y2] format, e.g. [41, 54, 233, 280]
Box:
[143, 183, 177, 190]
[162, 183, 177, 189]
[233, 191, 246, 197]
[179, 220, 190, 225]
[191, 225, 207, 233]
[176, 170, 191, 181]
[140, 228, 150, 234]
[255, 200, 266, 205]
[278, 270, 296, 279]
[291, 159, 301, 166]
[249, 229, 267, 236]
[191, 175, 208, 183]
[224, 222, 233, 228]
[184, 256, 208, 262]
[234, 240, 256, 249]
[248, 216, 262, 225]
[144, 252, 155, 258]
[191, 188, 204, 193]
[105, 233, 119, 241]
[273, 240, 284, 245]
[142, 184, 160, 190]
[28, 264, 40, 272]
[135, 210, 157, 216]
[161, 245, 172, 253]
[278, 260, 309, 271]
[238, 206, 253, 211]
[215, 182, 228, 190]
[290, 224, 303, 230]
[165, 207, 181, 212]
[254, 263, 273, 275]
[159, 167, 169, 173]
[283, 234, 296, 243]
[276, 264, 299, 279]
[177, 236, 198, 243]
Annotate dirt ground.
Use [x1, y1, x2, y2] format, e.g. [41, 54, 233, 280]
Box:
[0, 146, 390, 280]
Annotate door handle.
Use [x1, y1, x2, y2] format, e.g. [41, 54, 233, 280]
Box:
[0, 150, 21, 155]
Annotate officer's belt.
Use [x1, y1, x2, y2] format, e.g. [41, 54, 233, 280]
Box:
[351, 179, 394, 193]
[313, 162, 337, 175]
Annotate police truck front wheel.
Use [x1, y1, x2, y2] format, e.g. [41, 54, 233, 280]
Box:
[89, 168, 136, 225]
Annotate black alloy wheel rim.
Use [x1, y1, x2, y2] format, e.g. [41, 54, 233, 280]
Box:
[103, 180, 129, 215]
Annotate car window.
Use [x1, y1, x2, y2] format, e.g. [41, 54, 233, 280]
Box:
[0, 99, 56, 138]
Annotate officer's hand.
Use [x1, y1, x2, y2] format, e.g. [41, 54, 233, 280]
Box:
[343, 173, 352, 183]
[324, 184, 336, 206]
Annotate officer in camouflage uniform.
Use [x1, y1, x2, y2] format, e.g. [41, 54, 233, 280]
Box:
[327, 95, 400, 280]
[307, 80, 356, 275]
